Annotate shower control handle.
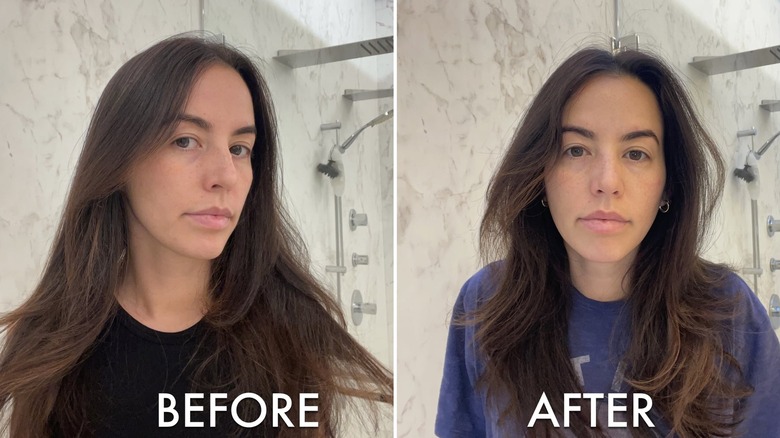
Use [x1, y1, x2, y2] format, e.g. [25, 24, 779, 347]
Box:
[352, 253, 369, 266]
[353, 302, 377, 315]
[769, 215, 780, 237]
[350, 209, 368, 231]
[351, 289, 376, 326]
[771, 258, 780, 272]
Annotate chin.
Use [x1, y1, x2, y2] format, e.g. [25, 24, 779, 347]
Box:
[181, 242, 229, 261]
[569, 244, 636, 265]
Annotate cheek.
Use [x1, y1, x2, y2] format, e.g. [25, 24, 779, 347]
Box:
[544, 167, 575, 201]
[126, 161, 184, 212]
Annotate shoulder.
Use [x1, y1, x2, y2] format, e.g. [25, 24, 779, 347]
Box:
[711, 271, 767, 328]
[454, 262, 505, 316]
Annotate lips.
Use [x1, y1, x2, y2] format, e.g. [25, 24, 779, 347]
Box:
[185, 207, 233, 230]
[579, 210, 628, 233]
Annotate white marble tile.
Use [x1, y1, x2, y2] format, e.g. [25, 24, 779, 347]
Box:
[0, 0, 197, 309]
[397, 0, 780, 435]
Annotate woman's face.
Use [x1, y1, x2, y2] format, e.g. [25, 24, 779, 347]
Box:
[124, 63, 256, 261]
[544, 74, 666, 269]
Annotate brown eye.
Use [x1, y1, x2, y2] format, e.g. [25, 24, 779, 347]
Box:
[565, 146, 585, 157]
[627, 150, 647, 161]
[230, 144, 251, 158]
[173, 137, 196, 149]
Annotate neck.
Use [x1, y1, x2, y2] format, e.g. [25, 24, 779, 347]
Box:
[117, 240, 211, 333]
[567, 251, 635, 302]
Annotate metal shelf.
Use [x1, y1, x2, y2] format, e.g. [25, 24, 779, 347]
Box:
[343, 88, 393, 101]
[274, 36, 393, 69]
[760, 100, 780, 112]
[689, 45, 780, 75]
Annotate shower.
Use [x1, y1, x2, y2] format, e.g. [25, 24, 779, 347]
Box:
[733, 128, 780, 296]
[318, 109, 394, 306]
[317, 109, 394, 178]
[734, 130, 780, 182]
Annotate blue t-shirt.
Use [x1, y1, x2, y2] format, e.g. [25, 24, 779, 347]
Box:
[435, 264, 780, 437]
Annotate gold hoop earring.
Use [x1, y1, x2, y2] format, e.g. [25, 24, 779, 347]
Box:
[659, 200, 670, 213]
[541, 198, 548, 208]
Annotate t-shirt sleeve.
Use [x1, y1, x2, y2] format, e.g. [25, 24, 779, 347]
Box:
[730, 275, 780, 436]
[435, 271, 488, 438]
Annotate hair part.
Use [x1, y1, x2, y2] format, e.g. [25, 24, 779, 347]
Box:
[0, 35, 391, 437]
[473, 47, 751, 437]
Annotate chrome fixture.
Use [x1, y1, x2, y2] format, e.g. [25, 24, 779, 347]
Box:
[352, 253, 369, 267]
[769, 216, 780, 237]
[274, 36, 393, 69]
[350, 209, 368, 231]
[610, 0, 638, 53]
[741, 200, 763, 287]
[324, 194, 346, 304]
[690, 45, 780, 75]
[770, 294, 780, 329]
[737, 127, 757, 138]
[760, 100, 780, 112]
[343, 88, 393, 101]
[337, 110, 394, 154]
[317, 109, 394, 180]
[755, 131, 780, 158]
[351, 289, 377, 326]
[320, 122, 346, 303]
[770, 258, 780, 272]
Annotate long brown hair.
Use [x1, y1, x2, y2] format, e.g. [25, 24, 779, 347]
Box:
[0, 35, 391, 437]
[475, 48, 751, 437]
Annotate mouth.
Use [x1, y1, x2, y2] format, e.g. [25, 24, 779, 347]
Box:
[185, 207, 233, 230]
[579, 211, 629, 233]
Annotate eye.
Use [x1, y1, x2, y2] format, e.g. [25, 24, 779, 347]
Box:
[173, 137, 198, 149]
[564, 146, 586, 158]
[626, 150, 647, 161]
[230, 144, 252, 158]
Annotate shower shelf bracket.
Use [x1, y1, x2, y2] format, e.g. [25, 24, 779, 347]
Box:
[760, 100, 780, 112]
[689, 45, 780, 75]
[343, 88, 393, 101]
[274, 36, 393, 69]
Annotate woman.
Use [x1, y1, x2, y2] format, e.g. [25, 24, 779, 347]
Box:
[0, 35, 391, 437]
[436, 48, 780, 437]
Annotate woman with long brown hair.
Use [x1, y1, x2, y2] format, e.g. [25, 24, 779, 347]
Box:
[436, 48, 780, 437]
[0, 35, 391, 437]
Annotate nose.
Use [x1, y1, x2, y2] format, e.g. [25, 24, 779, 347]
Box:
[590, 153, 623, 197]
[203, 143, 239, 191]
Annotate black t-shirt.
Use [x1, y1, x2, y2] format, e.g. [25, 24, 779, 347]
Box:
[71, 307, 231, 437]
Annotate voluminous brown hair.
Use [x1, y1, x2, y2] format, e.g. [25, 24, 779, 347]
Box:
[474, 48, 751, 437]
[0, 35, 391, 437]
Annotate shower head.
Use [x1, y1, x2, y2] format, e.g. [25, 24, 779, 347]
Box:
[337, 109, 394, 154]
[755, 130, 780, 158]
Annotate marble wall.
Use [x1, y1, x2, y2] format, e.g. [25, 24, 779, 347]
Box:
[202, 0, 394, 375]
[0, 0, 199, 307]
[0, 1, 393, 435]
[397, 0, 780, 435]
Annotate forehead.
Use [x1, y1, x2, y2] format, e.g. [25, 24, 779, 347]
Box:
[183, 63, 254, 121]
[562, 74, 663, 136]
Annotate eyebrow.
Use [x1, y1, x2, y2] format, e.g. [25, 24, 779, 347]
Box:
[561, 125, 660, 145]
[176, 114, 257, 136]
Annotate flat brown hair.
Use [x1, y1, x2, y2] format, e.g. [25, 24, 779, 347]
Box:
[0, 35, 391, 437]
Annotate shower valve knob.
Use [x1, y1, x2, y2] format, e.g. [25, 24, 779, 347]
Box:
[352, 253, 369, 266]
[769, 216, 780, 237]
[770, 258, 780, 272]
[349, 209, 368, 231]
[351, 290, 377, 326]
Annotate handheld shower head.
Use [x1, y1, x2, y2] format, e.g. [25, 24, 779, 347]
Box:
[317, 109, 394, 179]
[337, 109, 394, 154]
[755, 130, 780, 158]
